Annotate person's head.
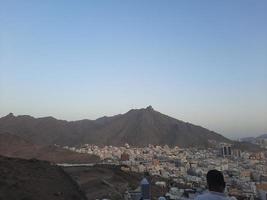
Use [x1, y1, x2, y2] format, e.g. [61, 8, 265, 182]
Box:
[206, 170, 226, 193]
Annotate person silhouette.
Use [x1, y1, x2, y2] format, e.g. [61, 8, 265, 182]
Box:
[195, 170, 232, 200]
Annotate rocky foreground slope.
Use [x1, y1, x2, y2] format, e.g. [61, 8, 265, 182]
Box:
[0, 156, 87, 200]
[63, 165, 167, 200]
[0, 132, 99, 163]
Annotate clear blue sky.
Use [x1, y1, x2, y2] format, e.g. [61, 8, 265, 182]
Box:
[1, 0, 267, 138]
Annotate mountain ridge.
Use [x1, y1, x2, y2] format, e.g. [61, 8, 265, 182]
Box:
[0, 106, 230, 147]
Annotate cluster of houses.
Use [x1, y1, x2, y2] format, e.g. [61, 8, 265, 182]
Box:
[63, 143, 267, 200]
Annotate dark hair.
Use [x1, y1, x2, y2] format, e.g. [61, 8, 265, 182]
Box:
[206, 170, 225, 192]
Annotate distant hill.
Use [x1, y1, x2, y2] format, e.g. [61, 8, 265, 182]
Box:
[0, 132, 99, 163]
[0, 156, 87, 200]
[232, 141, 263, 152]
[0, 106, 230, 148]
[239, 133, 267, 151]
[258, 134, 267, 139]
[240, 134, 267, 141]
[240, 137, 256, 143]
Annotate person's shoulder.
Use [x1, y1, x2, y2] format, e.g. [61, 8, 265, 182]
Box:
[195, 192, 231, 200]
[228, 197, 237, 200]
[195, 193, 209, 200]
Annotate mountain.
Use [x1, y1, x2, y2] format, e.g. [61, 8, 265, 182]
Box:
[232, 141, 263, 152]
[88, 106, 230, 147]
[0, 107, 230, 148]
[0, 132, 99, 163]
[0, 155, 87, 200]
[240, 134, 267, 142]
[258, 134, 267, 139]
[239, 134, 267, 150]
[240, 134, 267, 143]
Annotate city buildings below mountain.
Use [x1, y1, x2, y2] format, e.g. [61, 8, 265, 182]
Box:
[62, 143, 267, 200]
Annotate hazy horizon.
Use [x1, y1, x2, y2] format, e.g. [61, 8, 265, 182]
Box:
[1, 1, 267, 139]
